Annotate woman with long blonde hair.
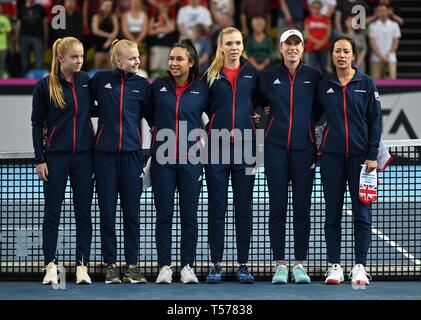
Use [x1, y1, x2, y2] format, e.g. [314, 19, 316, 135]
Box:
[89, 39, 151, 284]
[205, 27, 260, 284]
[31, 37, 94, 285]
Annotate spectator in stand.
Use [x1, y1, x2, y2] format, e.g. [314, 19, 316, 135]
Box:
[53, 0, 83, 41]
[147, 0, 179, 20]
[245, 16, 272, 72]
[369, 3, 401, 79]
[335, 0, 366, 35]
[148, 3, 178, 77]
[318, 0, 337, 18]
[177, 0, 212, 40]
[0, 1, 17, 21]
[121, 0, 149, 71]
[0, 5, 12, 77]
[240, 0, 271, 37]
[179, 0, 208, 6]
[344, 16, 366, 72]
[192, 23, 212, 76]
[277, 0, 305, 37]
[304, 0, 331, 74]
[210, 0, 234, 45]
[116, 0, 132, 17]
[367, 0, 403, 26]
[91, 0, 119, 69]
[15, 0, 48, 74]
[82, 0, 100, 34]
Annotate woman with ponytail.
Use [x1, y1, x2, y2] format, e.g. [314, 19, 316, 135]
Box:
[89, 39, 151, 284]
[149, 39, 209, 284]
[31, 37, 94, 285]
[205, 27, 261, 284]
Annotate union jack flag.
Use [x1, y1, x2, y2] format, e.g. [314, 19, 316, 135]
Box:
[359, 183, 377, 204]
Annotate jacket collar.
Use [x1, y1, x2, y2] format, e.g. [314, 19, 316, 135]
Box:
[326, 68, 363, 86]
[110, 68, 137, 80]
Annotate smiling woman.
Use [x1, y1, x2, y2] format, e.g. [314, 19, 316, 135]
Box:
[89, 38, 151, 284]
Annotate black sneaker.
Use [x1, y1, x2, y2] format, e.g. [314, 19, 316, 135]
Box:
[105, 264, 121, 284]
[236, 264, 254, 284]
[122, 265, 147, 284]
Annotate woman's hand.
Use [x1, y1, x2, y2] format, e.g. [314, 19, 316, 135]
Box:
[252, 112, 261, 124]
[364, 159, 377, 173]
[36, 163, 49, 181]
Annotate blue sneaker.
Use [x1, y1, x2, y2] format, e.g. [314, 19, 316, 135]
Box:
[236, 264, 254, 284]
[206, 263, 223, 284]
[291, 264, 311, 284]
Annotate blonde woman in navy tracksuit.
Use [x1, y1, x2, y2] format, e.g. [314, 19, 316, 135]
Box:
[89, 39, 151, 284]
[318, 36, 382, 286]
[149, 39, 209, 284]
[32, 37, 94, 285]
[205, 27, 260, 284]
[260, 30, 323, 285]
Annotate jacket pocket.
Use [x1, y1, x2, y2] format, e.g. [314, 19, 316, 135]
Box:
[47, 126, 56, 148]
[250, 116, 257, 136]
[88, 121, 95, 137]
[308, 121, 314, 143]
[265, 117, 275, 139]
[151, 127, 158, 149]
[207, 113, 215, 135]
[321, 126, 330, 149]
[95, 124, 104, 145]
[136, 127, 142, 148]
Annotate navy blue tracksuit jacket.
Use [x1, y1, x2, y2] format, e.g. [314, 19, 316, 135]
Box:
[31, 71, 94, 264]
[318, 69, 382, 265]
[260, 63, 323, 261]
[150, 76, 208, 267]
[89, 69, 151, 266]
[205, 57, 260, 264]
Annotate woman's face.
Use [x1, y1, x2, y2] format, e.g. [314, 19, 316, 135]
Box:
[117, 46, 140, 73]
[332, 39, 355, 70]
[168, 47, 192, 79]
[101, 0, 113, 14]
[220, 31, 243, 66]
[280, 36, 304, 65]
[59, 43, 84, 74]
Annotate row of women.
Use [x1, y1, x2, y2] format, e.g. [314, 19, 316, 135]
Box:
[31, 27, 382, 286]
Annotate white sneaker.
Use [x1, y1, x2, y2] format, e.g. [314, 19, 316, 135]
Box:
[156, 265, 173, 284]
[180, 264, 199, 284]
[324, 263, 344, 285]
[42, 261, 58, 285]
[349, 264, 372, 285]
[76, 264, 92, 284]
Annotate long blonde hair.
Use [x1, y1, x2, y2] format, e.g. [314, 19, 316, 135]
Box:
[110, 39, 138, 69]
[49, 37, 83, 109]
[206, 27, 242, 87]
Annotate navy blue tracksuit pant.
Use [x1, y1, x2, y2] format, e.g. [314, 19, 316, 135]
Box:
[43, 151, 93, 265]
[264, 141, 315, 261]
[205, 141, 256, 264]
[320, 153, 372, 265]
[151, 158, 202, 267]
[94, 150, 143, 266]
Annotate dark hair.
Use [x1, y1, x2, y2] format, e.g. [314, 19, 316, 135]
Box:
[170, 39, 199, 81]
[330, 36, 357, 68]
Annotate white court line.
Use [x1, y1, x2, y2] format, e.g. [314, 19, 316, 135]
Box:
[344, 205, 421, 265]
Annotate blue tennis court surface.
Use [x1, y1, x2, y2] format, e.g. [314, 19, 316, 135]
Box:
[0, 281, 420, 300]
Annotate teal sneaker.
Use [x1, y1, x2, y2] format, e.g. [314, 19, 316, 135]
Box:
[291, 264, 311, 284]
[272, 264, 288, 284]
